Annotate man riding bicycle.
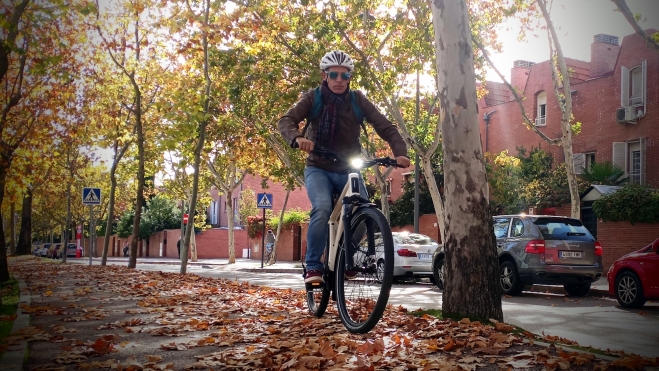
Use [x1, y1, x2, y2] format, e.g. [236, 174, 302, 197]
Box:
[278, 50, 410, 284]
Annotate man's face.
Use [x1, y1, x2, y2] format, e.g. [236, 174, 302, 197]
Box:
[323, 66, 351, 94]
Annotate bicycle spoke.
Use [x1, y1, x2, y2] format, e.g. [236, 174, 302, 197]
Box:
[335, 207, 393, 334]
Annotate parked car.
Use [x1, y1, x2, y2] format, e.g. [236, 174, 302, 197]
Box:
[364, 232, 440, 283]
[32, 244, 46, 257]
[432, 246, 446, 290]
[607, 238, 659, 308]
[431, 215, 603, 296]
[66, 243, 79, 258]
[47, 243, 64, 259]
[38, 243, 52, 257]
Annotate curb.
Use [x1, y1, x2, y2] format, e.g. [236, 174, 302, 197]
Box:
[2, 280, 31, 371]
[526, 285, 612, 298]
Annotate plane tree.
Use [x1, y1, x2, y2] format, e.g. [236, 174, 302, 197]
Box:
[91, 0, 170, 268]
[0, 0, 90, 280]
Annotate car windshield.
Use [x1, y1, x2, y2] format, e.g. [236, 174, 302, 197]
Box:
[533, 218, 593, 241]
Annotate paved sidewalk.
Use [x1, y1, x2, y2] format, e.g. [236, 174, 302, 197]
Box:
[6, 257, 646, 371]
[77, 256, 611, 297]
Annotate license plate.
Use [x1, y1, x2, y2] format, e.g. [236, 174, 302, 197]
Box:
[417, 253, 431, 260]
[560, 251, 582, 258]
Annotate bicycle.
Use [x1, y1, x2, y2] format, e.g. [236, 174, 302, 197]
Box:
[264, 242, 276, 265]
[303, 147, 401, 334]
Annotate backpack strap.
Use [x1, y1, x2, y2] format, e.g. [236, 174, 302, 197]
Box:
[301, 88, 368, 139]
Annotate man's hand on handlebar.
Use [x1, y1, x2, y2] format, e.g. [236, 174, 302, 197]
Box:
[295, 137, 314, 153]
[396, 156, 410, 168]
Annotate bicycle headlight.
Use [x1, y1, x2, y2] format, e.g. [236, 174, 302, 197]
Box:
[350, 158, 364, 168]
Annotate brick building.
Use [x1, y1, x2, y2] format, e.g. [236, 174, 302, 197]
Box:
[478, 30, 659, 269]
[478, 30, 658, 187]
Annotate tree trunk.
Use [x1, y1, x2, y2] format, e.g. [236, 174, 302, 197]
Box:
[0, 166, 9, 281]
[432, 0, 503, 321]
[538, 0, 581, 219]
[62, 181, 71, 263]
[102, 145, 126, 265]
[226, 193, 236, 264]
[16, 189, 33, 255]
[128, 81, 144, 269]
[420, 156, 445, 243]
[268, 189, 290, 265]
[9, 202, 15, 255]
[181, 0, 211, 273]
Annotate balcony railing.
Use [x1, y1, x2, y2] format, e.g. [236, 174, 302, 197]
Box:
[535, 116, 546, 127]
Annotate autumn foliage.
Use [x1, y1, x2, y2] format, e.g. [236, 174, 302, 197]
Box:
[5, 257, 657, 371]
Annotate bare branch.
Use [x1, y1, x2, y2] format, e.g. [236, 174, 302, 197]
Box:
[472, 37, 561, 146]
[612, 0, 659, 51]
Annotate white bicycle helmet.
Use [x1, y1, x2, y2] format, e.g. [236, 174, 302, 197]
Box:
[319, 50, 354, 72]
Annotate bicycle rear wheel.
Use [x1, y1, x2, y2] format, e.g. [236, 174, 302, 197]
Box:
[335, 206, 394, 333]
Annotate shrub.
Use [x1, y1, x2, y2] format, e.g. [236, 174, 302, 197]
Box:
[592, 184, 659, 224]
[246, 215, 265, 239]
[269, 208, 309, 230]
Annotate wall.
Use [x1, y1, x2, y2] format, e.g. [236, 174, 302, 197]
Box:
[478, 31, 659, 187]
[391, 213, 442, 243]
[596, 221, 658, 271]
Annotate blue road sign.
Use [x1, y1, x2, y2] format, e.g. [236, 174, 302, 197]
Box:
[257, 193, 273, 209]
[82, 188, 101, 205]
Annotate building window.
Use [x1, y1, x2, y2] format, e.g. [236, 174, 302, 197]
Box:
[536, 91, 546, 126]
[621, 61, 647, 108]
[402, 172, 414, 184]
[210, 201, 218, 225]
[574, 152, 596, 174]
[585, 153, 595, 170]
[613, 139, 646, 185]
[233, 198, 240, 225]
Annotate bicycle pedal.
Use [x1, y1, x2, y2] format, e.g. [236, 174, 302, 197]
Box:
[305, 282, 324, 291]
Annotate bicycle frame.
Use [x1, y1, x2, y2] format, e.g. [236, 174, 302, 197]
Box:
[327, 173, 361, 272]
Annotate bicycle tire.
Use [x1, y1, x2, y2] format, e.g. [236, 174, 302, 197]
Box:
[306, 273, 331, 318]
[335, 206, 394, 333]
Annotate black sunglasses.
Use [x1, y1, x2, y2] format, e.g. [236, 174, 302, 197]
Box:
[327, 71, 352, 80]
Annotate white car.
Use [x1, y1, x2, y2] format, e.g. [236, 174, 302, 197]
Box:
[357, 232, 440, 283]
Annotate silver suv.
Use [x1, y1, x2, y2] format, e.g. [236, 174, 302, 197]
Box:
[495, 214, 603, 296]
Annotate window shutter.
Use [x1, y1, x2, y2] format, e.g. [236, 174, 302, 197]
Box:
[641, 60, 647, 108]
[573, 153, 586, 175]
[640, 138, 646, 185]
[621, 66, 630, 107]
[612, 142, 627, 175]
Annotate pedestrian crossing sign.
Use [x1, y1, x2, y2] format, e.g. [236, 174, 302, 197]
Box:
[257, 193, 273, 209]
[82, 187, 101, 205]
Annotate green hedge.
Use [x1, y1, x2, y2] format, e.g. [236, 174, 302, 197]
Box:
[592, 184, 659, 225]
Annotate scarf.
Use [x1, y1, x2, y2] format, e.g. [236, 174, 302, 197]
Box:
[316, 81, 347, 148]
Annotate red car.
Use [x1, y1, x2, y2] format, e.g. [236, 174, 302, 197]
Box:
[607, 238, 659, 308]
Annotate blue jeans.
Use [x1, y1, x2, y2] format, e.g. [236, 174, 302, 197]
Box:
[304, 166, 368, 272]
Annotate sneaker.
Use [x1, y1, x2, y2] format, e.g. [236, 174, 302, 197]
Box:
[344, 269, 358, 280]
[304, 270, 323, 283]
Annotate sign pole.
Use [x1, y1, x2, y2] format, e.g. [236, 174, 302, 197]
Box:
[260, 207, 265, 269]
[89, 205, 93, 266]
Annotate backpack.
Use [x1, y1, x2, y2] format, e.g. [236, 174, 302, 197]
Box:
[300, 87, 368, 139]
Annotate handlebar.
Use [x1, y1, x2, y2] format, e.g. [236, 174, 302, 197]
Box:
[310, 147, 403, 169]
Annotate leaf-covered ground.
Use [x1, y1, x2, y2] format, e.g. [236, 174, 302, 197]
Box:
[4, 256, 658, 371]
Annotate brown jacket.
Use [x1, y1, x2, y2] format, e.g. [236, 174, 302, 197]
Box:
[278, 88, 408, 173]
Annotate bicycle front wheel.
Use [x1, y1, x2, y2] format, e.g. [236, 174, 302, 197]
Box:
[335, 206, 394, 333]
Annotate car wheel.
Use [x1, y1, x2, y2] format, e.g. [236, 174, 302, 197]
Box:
[499, 260, 523, 296]
[433, 258, 445, 290]
[376, 260, 385, 283]
[615, 271, 646, 308]
[563, 283, 591, 297]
